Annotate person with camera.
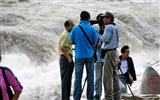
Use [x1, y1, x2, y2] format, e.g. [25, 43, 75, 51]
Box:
[92, 13, 105, 100]
[58, 20, 75, 100]
[99, 11, 121, 100]
[118, 45, 137, 93]
[0, 55, 23, 100]
[70, 11, 98, 100]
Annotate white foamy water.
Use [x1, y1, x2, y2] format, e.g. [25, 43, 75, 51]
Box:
[0, 0, 160, 99]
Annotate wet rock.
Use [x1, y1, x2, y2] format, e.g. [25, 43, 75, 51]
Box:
[139, 67, 160, 94]
[122, 94, 160, 100]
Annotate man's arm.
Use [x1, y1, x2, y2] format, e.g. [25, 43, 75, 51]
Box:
[129, 57, 137, 81]
[94, 42, 98, 47]
[128, 71, 134, 83]
[12, 91, 21, 100]
[100, 26, 112, 43]
[60, 46, 72, 63]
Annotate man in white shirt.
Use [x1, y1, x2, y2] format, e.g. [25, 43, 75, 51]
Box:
[118, 45, 137, 93]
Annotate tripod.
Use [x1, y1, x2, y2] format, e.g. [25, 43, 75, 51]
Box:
[79, 41, 98, 99]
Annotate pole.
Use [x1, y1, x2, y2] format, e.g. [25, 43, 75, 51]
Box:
[80, 41, 98, 99]
[119, 68, 136, 100]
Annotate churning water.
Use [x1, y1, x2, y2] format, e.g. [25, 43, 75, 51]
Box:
[0, 0, 160, 99]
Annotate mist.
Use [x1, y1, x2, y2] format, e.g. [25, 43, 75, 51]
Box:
[0, 0, 159, 99]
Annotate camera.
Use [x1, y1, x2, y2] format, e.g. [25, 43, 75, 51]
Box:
[90, 13, 104, 27]
[90, 13, 104, 35]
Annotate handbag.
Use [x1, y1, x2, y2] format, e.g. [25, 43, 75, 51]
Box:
[100, 49, 107, 58]
[100, 48, 116, 58]
[79, 25, 97, 63]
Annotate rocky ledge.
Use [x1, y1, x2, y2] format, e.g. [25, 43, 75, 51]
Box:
[122, 94, 160, 100]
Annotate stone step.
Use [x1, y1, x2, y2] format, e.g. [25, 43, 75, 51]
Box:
[122, 94, 160, 100]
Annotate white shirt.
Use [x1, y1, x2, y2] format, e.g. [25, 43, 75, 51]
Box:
[118, 59, 128, 74]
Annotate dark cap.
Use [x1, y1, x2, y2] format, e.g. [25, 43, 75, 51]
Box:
[101, 11, 114, 22]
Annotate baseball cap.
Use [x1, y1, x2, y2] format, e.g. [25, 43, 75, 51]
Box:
[101, 11, 114, 22]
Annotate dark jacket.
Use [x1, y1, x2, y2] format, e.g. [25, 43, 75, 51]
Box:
[119, 55, 137, 85]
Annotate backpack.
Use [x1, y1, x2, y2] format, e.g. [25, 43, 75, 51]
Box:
[0, 67, 14, 100]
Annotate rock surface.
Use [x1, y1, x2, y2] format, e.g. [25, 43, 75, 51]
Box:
[139, 67, 160, 94]
[122, 94, 160, 100]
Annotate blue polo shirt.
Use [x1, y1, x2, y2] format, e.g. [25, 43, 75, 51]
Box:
[70, 20, 98, 58]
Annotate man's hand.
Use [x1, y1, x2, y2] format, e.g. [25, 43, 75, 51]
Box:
[12, 91, 21, 100]
[68, 57, 72, 63]
[99, 34, 102, 40]
[129, 73, 133, 83]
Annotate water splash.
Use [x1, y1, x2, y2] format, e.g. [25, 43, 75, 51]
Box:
[0, 1, 159, 99]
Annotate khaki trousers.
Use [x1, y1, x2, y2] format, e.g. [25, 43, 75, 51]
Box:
[103, 50, 121, 100]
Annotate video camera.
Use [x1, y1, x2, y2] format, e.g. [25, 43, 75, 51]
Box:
[90, 13, 104, 35]
[90, 13, 104, 27]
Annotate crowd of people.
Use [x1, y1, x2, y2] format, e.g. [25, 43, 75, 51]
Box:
[58, 11, 137, 100]
[0, 10, 136, 100]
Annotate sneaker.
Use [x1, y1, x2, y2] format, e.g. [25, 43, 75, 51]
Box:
[94, 94, 100, 100]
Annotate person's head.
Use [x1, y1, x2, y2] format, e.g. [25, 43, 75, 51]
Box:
[64, 20, 75, 32]
[121, 45, 130, 59]
[101, 11, 114, 25]
[80, 11, 90, 22]
[96, 13, 104, 27]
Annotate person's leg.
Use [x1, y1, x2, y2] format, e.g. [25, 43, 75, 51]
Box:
[111, 50, 121, 100]
[86, 58, 94, 100]
[73, 58, 85, 100]
[119, 79, 126, 93]
[59, 55, 74, 100]
[94, 62, 103, 99]
[67, 61, 74, 99]
[103, 52, 114, 100]
[119, 75, 127, 93]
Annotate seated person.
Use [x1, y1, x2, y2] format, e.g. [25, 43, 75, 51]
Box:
[118, 45, 137, 93]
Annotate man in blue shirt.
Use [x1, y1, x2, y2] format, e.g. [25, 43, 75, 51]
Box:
[99, 11, 121, 100]
[70, 11, 98, 100]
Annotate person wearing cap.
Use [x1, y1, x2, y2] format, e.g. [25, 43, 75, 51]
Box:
[70, 11, 98, 100]
[99, 11, 121, 100]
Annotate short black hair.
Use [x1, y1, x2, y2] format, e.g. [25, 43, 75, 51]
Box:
[121, 45, 129, 53]
[80, 11, 90, 20]
[64, 20, 70, 27]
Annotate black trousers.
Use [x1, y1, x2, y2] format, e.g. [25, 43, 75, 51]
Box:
[59, 55, 74, 100]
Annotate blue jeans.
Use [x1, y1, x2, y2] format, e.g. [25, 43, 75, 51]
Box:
[73, 58, 94, 100]
[119, 79, 126, 93]
[119, 75, 127, 93]
[94, 62, 103, 97]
